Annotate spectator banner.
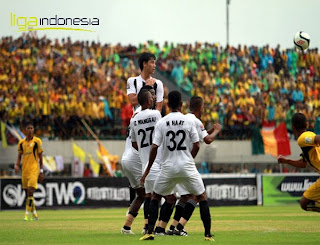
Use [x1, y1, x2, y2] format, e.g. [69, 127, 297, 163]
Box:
[262, 174, 319, 205]
[203, 175, 257, 206]
[0, 177, 130, 210]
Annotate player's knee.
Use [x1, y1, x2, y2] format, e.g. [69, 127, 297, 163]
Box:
[300, 196, 310, 211]
[180, 194, 193, 203]
[165, 194, 177, 205]
[196, 192, 207, 203]
[136, 188, 146, 199]
[27, 187, 35, 197]
[152, 193, 162, 202]
[136, 193, 146, 202]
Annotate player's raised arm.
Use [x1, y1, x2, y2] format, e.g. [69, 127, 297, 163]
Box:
[204, 123, 222, 144]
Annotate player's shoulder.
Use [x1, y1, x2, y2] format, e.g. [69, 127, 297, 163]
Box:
[149, 109, 162, 117]
[297, 131, 315, 144]
[127, 75, 139, 81]
[127, 76, 139, 85]
[18, 138, 25, 145]
[181, 113, 195, 122]
[154, 78, 163, 85]
[33, 136, 42, 144]
[299, 131, 315, 139]
[184, 113, 196, 121]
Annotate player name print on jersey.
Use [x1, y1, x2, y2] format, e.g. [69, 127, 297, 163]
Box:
[166, 120, 185, 126]
[134, 117, 157, 126]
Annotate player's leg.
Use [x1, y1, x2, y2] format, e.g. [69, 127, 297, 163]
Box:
[300, 196, 320, 212]
[300, 179, 320, 212]
[145, 164, 169, 235]
[140, 175, 176, 240]
[168, 194, 193, 235]
[26, 186, 36, 221]
[196, 192, 214, 241]
[155, 194, 176, 235]
[24, 174, 38, 221]
[177, 174, 215, 241]
[173, 182, 198, 236]
[139, 192, 161, 241]
[22, 176, 29, 220]
[121, 157, 143, 234]
[142, 193, 151, 234]
[174, 197, 197, 236]
[129, 185, 136, 205]
[122, 187, 146, 234]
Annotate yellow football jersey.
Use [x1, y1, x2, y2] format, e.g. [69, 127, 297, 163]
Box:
[297, 131, 320, 173]
[18, 137, 43, 176]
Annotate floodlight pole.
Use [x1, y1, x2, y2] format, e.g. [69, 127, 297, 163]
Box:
[226, 0, 230, 46]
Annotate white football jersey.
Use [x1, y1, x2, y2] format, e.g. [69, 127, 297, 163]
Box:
[122, 112, 141, 160]
[153, 112, 199, 177]
[184, 113, 208, 147]
[130, 109, 162, 168]
[126, 75, 164, 112]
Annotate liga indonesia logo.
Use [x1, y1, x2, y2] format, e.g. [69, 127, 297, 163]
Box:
[10, 12, 99, 32]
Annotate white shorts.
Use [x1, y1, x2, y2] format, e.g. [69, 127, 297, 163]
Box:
[153, 171, 205, 197]
[121, 153, 142, 189]
[143, 161, 161, 194]
[175, 184, 190, 196]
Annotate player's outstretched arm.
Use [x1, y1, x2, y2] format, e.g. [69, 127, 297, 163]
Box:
[277, 155, 307, 168]
[140, 144, 158, 185]
[204, 123, 222, 144]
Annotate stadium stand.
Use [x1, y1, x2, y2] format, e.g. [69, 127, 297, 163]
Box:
[1, 34, 320, 140]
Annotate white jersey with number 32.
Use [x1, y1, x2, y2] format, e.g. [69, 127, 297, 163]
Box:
[153, 112, 199, 177]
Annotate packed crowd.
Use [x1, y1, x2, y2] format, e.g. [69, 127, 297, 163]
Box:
[1, 34, 320, 140]
[148, 41, 320, 138]
[0, 33, 138, 139]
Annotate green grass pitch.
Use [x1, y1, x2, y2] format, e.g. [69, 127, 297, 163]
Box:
[1, 205, 320, 244]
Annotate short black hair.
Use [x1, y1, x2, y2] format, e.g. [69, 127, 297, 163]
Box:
[25, 121, 34, 128]
[168, 91, 181, 110]
[138, 89, 151, 106]
[141, 85, 154, 91]
[138, 52, 156, 71]
[291, 112, 307, 131]
[189, 96, 203, 111]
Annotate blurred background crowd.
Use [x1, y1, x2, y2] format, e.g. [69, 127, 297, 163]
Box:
[1, 33, 320, 141]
